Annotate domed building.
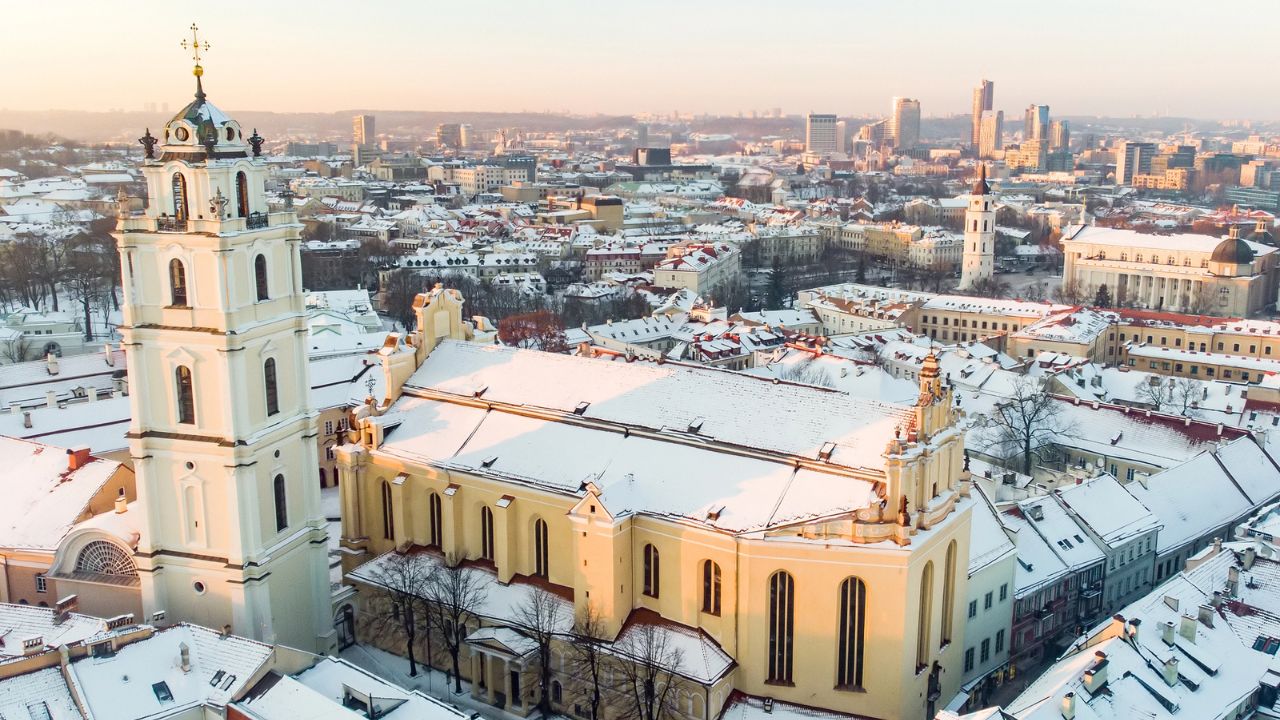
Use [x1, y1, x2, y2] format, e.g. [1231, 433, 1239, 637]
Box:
[1060, 224, 1279, 316]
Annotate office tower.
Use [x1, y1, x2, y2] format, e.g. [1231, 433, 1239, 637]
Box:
[979, 110, 1004, 159]
[889, 97, 921, 151]
[1023, 104, 1050, 141]
[352, 114, 375, 145]
[805, 113, 838, 154]
[1049, 120, 1071, 151]
[435, 123, 462, 150]
[1116, 141, 1157, 184]
[836, 120, 848, 155]
[971, 79, 994, 149]
[859, 119, 888, 147]
[459, 124, 473, 149]
[637, 123, 649, 147]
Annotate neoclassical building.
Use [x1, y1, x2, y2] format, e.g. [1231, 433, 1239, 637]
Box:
[1060, 224, 1279, 316]
[338, 288, 976, 720]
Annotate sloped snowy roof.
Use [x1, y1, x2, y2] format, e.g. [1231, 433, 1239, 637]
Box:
[0, 436, 122, 551]
[1055, 475, 1160, 548]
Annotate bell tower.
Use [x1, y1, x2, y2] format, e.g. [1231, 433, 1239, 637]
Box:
[960, 163, 995, 289]
[114, 28, 334, 652]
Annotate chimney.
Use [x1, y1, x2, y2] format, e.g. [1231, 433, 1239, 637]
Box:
[1060, 691, 1076, 720]
[45, 390, 57, 409]
[1197, 603, 1215, 627]
[66, 446, 91, 472]
[1109, 614, 1127, 639]
[1244, 547, 1257, 570]
[1179, 614, 1197, 643]
[179, 641, 191, 673]
[114, 495, 127, 514]
[54, 595, 78, 626]
[1213, 537, 1223, 556]
[1082, 651, 1109, 694]
[1162, 621, 1175, 646]
[23, 411, 31, 429]
[1162, 656, 1179, 687]
[1127, 617, 1141, 643]
[87, 387, 98, 403]
[22, 637, 43, 656]
[220, 624, 232, 639]
[46, 352, 59, 376]
[1211, 590, 1223, 608]
[1227, 566, 1240, 596]
[103, 342, 114, 367]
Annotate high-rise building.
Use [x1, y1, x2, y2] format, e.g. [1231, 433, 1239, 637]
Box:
[971, 79, 994, 149]
[435, 123, 462, 150]
[117, 62, 333, 652]
[636, 123, 649, 148]
[961, 165, 995, 289]
[1023, 104, 1050, 141]
[859, 119, 889, 147]
[1116, 141, 1157, 185]
[1049, 120, 1071, 151]
[889, 97, 921, 151]
[805, 113, 838, 155]
[352, 114, 375, 145]
[835, 120, 848, 155]
[979, 110, 1004, 159]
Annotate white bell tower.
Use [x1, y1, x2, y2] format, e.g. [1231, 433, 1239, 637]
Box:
[114, 32, 334, 653]
[960, 163, 995, 289]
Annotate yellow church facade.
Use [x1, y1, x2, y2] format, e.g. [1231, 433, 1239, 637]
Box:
[339, 289, 975, 720]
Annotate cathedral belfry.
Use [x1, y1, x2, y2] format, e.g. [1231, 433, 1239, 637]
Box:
[960, 163, 995, 289]
[114, 26, 334, 652]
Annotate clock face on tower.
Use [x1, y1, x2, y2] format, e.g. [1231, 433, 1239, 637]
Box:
[175, 127, 190, 141]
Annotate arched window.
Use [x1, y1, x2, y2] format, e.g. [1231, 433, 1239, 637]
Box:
[175, 365, 195, 424]
[642, 544, 660, 598]
[381, 480, 394, 540]
[702, 560, 721, 615]
[169, 259, 188, 307]
[235, 171, 250, 217]
[551, 680, 562, 705]
[941, 541, 957, 647]
[273, 474, 288, 532]
[263, 358, 279, 416]
[428, 492, 443, 547]
[254, 254, 269, 302]
[172, 173, 189, 221]
[75, 540, 137, 579]
[837, 577, 867, 689]
[480, 506, 494, 560]
[767, 571, 795, 684]
[916, 561, 934, 670]
[533, 519, 549, 578]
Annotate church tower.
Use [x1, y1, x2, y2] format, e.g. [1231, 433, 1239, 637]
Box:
[114, 34, 334, 652]
[960, 164, 995, 289]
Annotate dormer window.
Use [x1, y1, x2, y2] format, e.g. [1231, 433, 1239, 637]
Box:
[174, 126, 189, 142]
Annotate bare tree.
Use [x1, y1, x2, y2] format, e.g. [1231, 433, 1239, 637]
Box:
[567, 604, 610, 720]
[1170, 378, 1206, 417]
[778, 360, 835, 388]
[965, 276, 1012, 299]
[615, 624, 685, 720]
[1053, 278, 1089, 305]
[424, 556, 489, 693]
[983, 376, 1076, 476]
[514, 586, 567, 713]
[1134, 376, 1175, 410]
[0, 336, 33, 365]
[367, 552, 437, 677]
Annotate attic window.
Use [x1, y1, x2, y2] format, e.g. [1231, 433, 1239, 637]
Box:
[26, 702, 52, 720]
[818, 442, 836, 461]
[473, 385, 488, 398]
[481, 456, 498, 468]
[574, 402, 590, 416]
[687, 417, 705, 434]
[152, 682, 174, 704]
[210, 670, 225, 687]
[220, 674, 236, 691]
[90, 641, 114, 659]
[496, 495, 514, 509]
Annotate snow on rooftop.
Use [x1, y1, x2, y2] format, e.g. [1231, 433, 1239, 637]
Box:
[0, 666, 81, 720]
[0, 436, 121, 551]
[1055, 475, 1160, 547]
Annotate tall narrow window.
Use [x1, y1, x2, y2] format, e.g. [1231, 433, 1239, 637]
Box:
[767, 571, 795, 684]
[254, 254, 269, 302]
[172, 173, 188, 221]
[702, 560, 721, 615]
[917, 561, 934, 670]
[273, 474, 287, 532]
[428, 492, 442, 547]
[642, 544, 660, 598]
[263, 358, 279, 416]
[169, 259, 188, 307]
[837, 577, 867, 689]
[235, 171, 249, 217]
[941, 541, 957, 647]
[480, 506, 494, 560]
[534, 519, 549, 578]
[175, 366, 195, 424]
[381, 480, 394, 540]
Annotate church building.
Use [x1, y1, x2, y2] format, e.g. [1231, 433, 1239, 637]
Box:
[338, 287, 976, 720]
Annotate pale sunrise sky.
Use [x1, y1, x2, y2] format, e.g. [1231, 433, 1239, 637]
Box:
[4, 0, 1278, 119]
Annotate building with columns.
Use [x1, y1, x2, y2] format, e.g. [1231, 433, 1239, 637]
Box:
[960, 166, 995, 289]
[111, 62, 335, 653]
[336, 287, 975, 720]
[1060, 224, 1279, 317]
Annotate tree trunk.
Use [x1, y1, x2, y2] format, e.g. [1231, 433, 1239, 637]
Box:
[81, 296, 93, 341]
[450, 648, 463, 693]
[1023, 436, 1033, 476]
[405, 625, 418, 677]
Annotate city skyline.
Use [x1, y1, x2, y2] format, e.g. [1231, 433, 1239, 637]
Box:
[6, 0, 1280, 120]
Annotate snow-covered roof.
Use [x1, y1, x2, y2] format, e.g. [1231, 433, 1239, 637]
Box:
[1055, 475, 1160, 548]
[0, 436, 122, 551]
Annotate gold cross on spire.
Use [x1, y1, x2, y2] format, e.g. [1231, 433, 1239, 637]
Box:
[181, 23, 210, 77]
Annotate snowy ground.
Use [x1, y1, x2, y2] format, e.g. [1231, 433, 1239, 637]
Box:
[341, 643, 545, 720]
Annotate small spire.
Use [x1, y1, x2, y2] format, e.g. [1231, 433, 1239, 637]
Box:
[181, 24, 210, 101]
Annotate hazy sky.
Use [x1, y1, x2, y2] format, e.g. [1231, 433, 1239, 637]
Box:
[5, 0, 1278, 119]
